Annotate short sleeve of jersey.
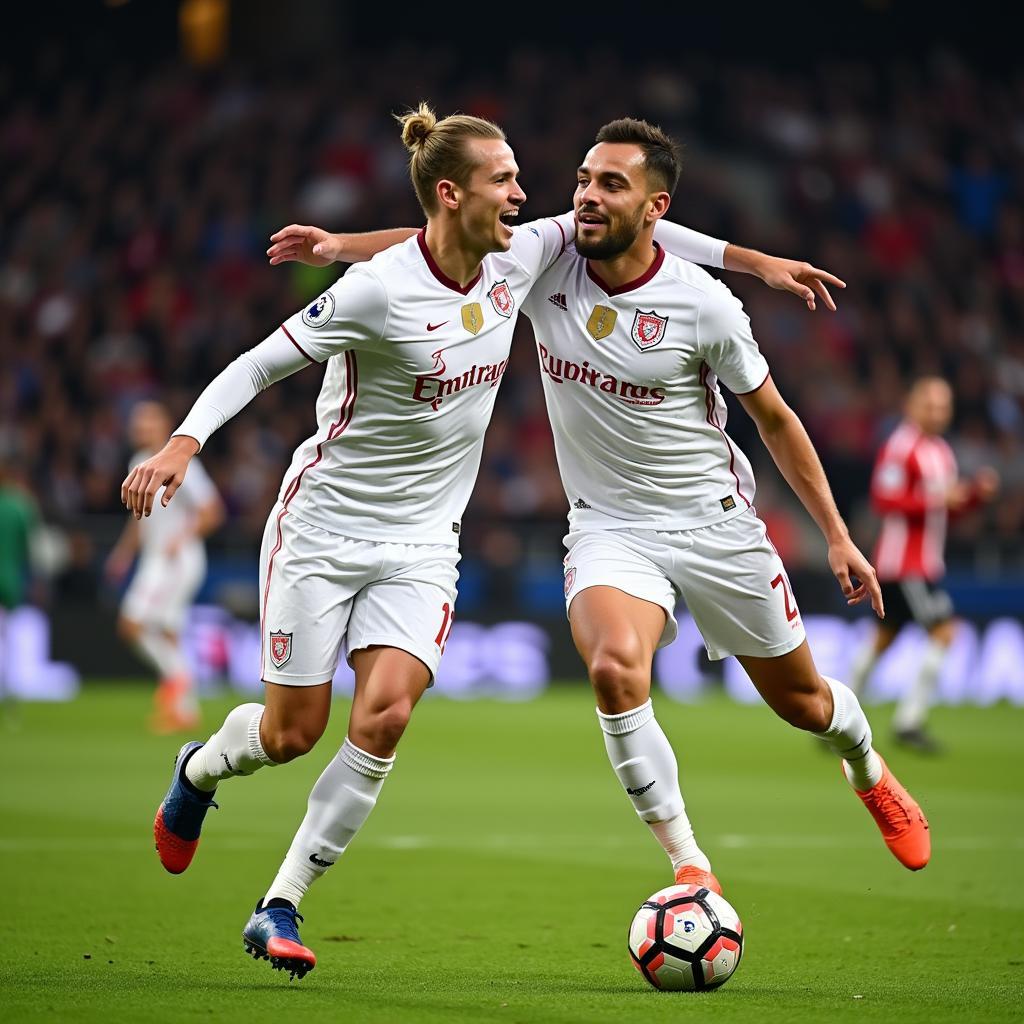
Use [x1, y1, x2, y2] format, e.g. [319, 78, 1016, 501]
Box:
[697, 280, 770, 395]
[281, 264, 388, 363]
[508, 214, 572, 280]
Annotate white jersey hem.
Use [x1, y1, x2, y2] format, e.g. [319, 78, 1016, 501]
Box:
[281, 505, 460, 548]
[567, 501, 750, 535]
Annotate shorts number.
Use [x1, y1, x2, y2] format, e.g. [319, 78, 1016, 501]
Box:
[770, 573, 799, 622]
[435, 601, 455, 650]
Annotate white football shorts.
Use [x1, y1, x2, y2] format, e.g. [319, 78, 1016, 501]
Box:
[259, 503, 459, 685]
[121, 544, 206, 633]
[563, 508, 806, 661]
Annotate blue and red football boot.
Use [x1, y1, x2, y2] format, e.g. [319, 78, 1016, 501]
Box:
[243, 899, 317, 980]
[153, 741, 218, 874]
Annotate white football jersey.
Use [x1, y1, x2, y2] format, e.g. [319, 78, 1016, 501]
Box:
[523, 243, 769, 531]
[132, 449, 218, 557]
[276, 221, 569, 544]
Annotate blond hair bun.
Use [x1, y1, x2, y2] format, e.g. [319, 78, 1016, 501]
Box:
[398, 103, 437, 150]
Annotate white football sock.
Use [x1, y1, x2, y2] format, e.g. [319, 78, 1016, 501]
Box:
[816, 677, 883, 791]
[264, 737, 394, 908]
[893, 639, 946, 733]
[133, 628, 188, 681]
[185, 703, 275, 792]
[597, 700, 710, 873]
[848, 641, 878, 698]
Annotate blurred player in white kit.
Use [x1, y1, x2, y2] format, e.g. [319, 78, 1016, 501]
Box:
[107, 400, 223, 732]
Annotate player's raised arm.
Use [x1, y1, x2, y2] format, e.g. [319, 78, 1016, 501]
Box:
[722, 244, 845, 312]
[267, 226, 418, 266]
[651, 219, 846, 312]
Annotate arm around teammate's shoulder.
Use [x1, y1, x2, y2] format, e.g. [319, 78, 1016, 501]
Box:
[267, 225, 419, 266]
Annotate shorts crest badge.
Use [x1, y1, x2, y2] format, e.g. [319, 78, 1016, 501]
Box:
[564, 567, 577, 596]
[487, 279, 514, 318]
[301, 292, 336, 329]
[269, 630, 293, 668]
[631, 309, 668, 351]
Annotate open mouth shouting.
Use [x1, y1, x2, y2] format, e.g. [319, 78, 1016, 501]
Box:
[498, 207, 520, 235]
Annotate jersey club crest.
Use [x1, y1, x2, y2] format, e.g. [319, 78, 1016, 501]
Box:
[487, 279, 514, 318]
[631, 309, 668, 351]
[269, 630, 292, 668]
[586, 305, 617, 341]
[461, 302, 484, 335]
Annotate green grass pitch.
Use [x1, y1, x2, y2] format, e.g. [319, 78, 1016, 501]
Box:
[0, 685, 1021, 1023]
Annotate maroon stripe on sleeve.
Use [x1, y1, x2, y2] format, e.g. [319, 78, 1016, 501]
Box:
[733, 369, 771, 396]
[281, 325, 315, 363]
[553, 217, 568, 256]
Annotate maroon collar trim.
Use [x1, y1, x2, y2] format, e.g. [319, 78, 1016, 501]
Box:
[586, 242, 665, 296]
[417, 229, 483, 295]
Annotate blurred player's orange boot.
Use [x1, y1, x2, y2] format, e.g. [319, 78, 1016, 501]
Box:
[149, 706, 201, 734]
[849, 755, 930, 870]
[149, 676, 200, 734]
[674, 865, 723, 895]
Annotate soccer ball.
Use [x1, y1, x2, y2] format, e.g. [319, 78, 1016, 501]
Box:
[628, 883, 744, 991]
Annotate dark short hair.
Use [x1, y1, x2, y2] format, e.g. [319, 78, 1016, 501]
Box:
[594, 118, 682, 195]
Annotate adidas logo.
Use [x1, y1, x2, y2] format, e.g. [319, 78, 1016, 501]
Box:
[548, 292, 568, 311]
[573, 497, 592, 509]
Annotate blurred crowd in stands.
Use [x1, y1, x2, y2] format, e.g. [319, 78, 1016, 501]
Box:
[2, 42, 1022, 604]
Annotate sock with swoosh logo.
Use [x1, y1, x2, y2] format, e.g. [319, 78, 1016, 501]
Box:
[184, 703, 275, 792]
[598, 700, 710, 874]
[264, 737, 395, 908]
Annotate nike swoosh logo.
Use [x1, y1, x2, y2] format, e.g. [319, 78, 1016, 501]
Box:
[426, 321, 448, 332]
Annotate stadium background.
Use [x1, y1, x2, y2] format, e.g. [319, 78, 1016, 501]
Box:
[2, 5, 1023, 1023]
[2, 0, 1021, 701]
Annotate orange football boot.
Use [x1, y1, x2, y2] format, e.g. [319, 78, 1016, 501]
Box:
[674, 865, 723, 895]
[849, 755, 930, 870]
[149, 676, 200, 734]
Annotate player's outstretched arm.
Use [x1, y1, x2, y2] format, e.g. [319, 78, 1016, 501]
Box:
[645, 220, 846, 311]
[723, 245, 845, 312]
[120, 332, 313, 519]
[737, 376, 884, 618]
[267, 226, 418, 266]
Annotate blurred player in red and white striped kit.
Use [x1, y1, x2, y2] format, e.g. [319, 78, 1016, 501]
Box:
[850, 377, 999, 752]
